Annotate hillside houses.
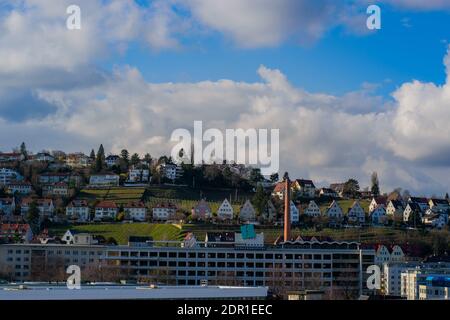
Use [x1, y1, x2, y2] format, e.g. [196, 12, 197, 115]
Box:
[191, 199, 212, 220]
[0, 153, 24, 163]
[152, 203, 177, 221]
[386, 200, 405, 220]
[66, 153, 90, 168]
[290, 200, 300, 224]
[239, 200, 256, 222]
[89, 174, 120, 187]
[369, 196, 388, 213]
[6, 181, 32, 195]
[66, 200, 90, 222]
[38, 172, 81, 187]
[0, 198, 15, 216]
[124, 201, 147, 222]
[347, 201, 365, 224]
[0, 168, 23, 185]
[217, 199, 234, 221]
[261, 200, 277, 223]
[370, 205, 386, 225]
[403, 202, 423, 223]
[94, 201, 118, 220]
[303, 200, 321, 218]
[20, 198, 55, 219]
[0, 223, 33, 243]
[292, 179, 316, 198]
[325, 200, 344, 221]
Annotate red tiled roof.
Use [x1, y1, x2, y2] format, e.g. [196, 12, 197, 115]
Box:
[124, 201, 146, 208]
[96, 201, 117, 209]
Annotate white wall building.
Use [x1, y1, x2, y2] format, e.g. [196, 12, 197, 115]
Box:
[89, 174, 120, 187]
[303, 200, 321, 218]
[124, 202, 147, 221]
[217, 199, 234, 221]
[66, 200, 90, 222]
[239, 200, 256, 222]
[152, 203, 177, 221]
[325, 200, 343, 221]
[0, 168, 22, 186]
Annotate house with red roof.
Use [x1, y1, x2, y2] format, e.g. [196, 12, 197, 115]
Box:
[94, 201, 118, 220]
[0, 223, 33, 243]
[124, 201, 147, 222]
[152, 203, 177, 221]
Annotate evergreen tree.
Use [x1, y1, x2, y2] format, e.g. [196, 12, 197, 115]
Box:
[343, 179, 360, 198]
[131, 153, 140, 166]
[252, 185, 269, 217]
[371, 172, 380, 197]
[20, 142, 28, 160]
[26, 201, 41, 235]
[95, 144, 105, 172]
[89, 149, 96, 160]
[270, 173, 279, 183]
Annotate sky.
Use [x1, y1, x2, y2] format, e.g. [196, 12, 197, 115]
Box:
[0, 0, 450, 195]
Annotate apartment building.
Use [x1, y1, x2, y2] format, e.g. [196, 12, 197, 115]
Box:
[0, 237, 376, 297]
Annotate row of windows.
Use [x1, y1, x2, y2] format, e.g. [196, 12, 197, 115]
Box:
[117, 260, 333, 269]
[112, 251, 334, 260]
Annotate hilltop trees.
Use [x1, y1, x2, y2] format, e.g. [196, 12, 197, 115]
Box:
[371, 172, 380, 197]
[26, 201, 41, 235]
[343, 179, 360, 198]
[92, 144, 106, 173]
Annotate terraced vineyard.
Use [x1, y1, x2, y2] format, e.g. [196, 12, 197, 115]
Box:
[78, 187, 146, 205]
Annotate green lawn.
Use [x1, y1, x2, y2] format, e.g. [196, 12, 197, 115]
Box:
[50, 223, 183, 244]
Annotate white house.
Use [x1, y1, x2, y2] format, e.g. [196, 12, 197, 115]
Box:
[127, 168, 150, 183]
[89, 174, 120, 187]
[124, 201, 147, 222]
[428, 198, 450, 213]
[403, 202, 423, 223]
[292, 179, 316, 198]
[370, 205, 386, 225]
[303, 200, 321, 218]
[386, 200, 405, 219]
[94, 201, 118, 220]
[319, 188, 338, 198]
[34, 152, 55, 162]
[62, 230, 97, 245]
[0, 168, 22, 185]
[347, 201, 366, 224]
[369, 196, 388, 213]
[374, 244, 405, 266]
[152, 203, 177, 221]
[325, 200, 343, 221]
[105, 155, 120, 167]
[66, 153, 90, 168]
[217, 199, 234, 221]
[6, 181, 32, 195]
[0, 198, 15, 216]
[239, 200, 256, 222]
[66, 200, 90, 222]
[158, 163, 183, 181]
[422, 214, 447, 229]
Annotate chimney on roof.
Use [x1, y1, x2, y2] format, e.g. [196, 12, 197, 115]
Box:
[284, 172, 291, 242]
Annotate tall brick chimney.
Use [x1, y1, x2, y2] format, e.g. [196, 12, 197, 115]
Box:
[283, 172, 291, 242]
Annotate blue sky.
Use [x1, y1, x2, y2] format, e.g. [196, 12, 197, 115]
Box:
[1, 0, 450, 195]
[100, 2, 450, 96]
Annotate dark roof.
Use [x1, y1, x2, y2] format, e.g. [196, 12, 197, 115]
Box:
[128, 236, 153, 243]
[407, 202, 422, 212]
[409, 197, 428, 204]
[430, 198, 449, 205]
[295, 179, 316, 188]
[389, 199, 404, 209]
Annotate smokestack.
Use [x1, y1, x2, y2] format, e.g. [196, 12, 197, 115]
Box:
[284, 172, 291, 242]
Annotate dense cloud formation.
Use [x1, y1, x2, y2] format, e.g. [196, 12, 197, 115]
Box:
[0, 0, 449, 195]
